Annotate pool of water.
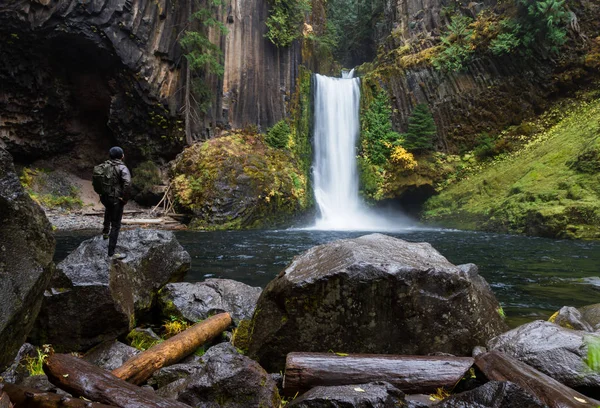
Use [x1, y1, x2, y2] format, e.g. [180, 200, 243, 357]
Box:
[54, 228, 600, 327]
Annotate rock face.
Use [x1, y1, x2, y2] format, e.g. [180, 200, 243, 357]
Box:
[157, 343, 281, 407]
[433, 381, 546, 408]
[158, 279, 262, 323]
[0, 148, 55, 371]
[248, 233, 508, 372]
[31, 229, 190, 351]
[550, 306, 594, 332]
[487, 320, 600, 391]
[579, 303, 600, 331]
[287, 382, 406, 407]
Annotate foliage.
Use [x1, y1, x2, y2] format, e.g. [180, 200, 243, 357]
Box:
[586, 336, 600, 371]
[432, 15, 474, 71]
[326, 0, 387, 66]
[132, 161, 161, 194]
[402, 104, 437, 153]
[422, 96, 600, 239]
[357, 156, 385, 200]
[127, 330, 163, 351]
[163, 316, 191, 338]
[180, 0, 228, 113]
[20, 168, 83, 211]
[390, 145, 417, 170]
[266, 120, 291, 149]
[360, 88, 403, 166]
[265, 0, 311, 47]
[24, 345, 52, 376]
[473, 133, 496, 160]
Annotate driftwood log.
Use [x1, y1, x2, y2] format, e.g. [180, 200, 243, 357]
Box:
[283, 352, 475, 396]
[43, 354, 190, 408]
[112, 313, 232, 385]
[0, 385, 11, 408]
[1, 382, 114, 408]
[475, 351, 600, 408]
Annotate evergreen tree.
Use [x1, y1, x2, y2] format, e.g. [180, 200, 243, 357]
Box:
[403, 104, 437, 152]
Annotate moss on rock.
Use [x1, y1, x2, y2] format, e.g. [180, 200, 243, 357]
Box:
[172, 131, 310, 230]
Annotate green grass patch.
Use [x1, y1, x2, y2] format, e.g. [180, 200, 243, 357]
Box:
[423, 96, 600, 239]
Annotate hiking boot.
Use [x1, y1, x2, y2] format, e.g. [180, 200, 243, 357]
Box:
[110, 253, 126, 260]
[102, 234, 109, 240]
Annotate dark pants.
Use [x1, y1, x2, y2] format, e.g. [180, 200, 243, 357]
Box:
[101, 196, 124, 256]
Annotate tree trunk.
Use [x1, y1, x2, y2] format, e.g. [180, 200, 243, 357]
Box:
[1, 382, 114, 408]
[475, 351, 600, 408]
[43, 354, 190, 408]
[283, 352, 474, 396]
[112, 313, 232, 385]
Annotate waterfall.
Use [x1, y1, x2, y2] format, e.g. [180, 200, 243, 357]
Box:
[311, 70, 411, 231]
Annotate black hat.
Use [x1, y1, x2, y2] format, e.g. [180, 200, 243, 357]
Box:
[109, 146, 124, 159]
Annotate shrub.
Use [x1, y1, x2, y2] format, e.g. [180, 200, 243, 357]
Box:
[265, 0, 311, 47]
[265, 120, 291, 149]
[132, 161, 162, 194]
[432, 15, 474, 71]
[360, 89, 403, 166]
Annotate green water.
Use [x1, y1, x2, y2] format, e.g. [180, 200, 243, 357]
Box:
[54, 228, 600, 327]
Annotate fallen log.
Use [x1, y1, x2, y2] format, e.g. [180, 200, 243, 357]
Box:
[0, 385, 11, 408]
[120, 218, 163, 225]
[1, 382, 115, 408]
[283, 352, 474, 396]
[43, 354, 190, 408]
[475, 350, 600, 408]
[112, 312, 232, 385]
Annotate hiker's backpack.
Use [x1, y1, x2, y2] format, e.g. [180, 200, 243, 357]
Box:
[93, 161, 117, 196]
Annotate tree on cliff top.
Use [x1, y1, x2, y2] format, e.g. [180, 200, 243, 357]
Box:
[265, 0, 311, 47]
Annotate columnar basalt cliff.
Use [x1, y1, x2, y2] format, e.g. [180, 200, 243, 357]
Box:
[0, 0, 302, 168]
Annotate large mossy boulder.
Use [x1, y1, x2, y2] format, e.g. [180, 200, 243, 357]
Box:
[0, 148, 55, 371]
[248, 233, 508, 372]
[487, 320, 600, 391]
[31, 229, 190, 351]
[158, 280, 262, 323]
[172, 132, 309, 230]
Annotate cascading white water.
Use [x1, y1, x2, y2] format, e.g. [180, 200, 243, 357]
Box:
[312, 70, 411, 231]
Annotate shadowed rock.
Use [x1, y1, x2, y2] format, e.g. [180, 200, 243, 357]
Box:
[157, 343, 280, 407]
[550, 306, 593, 332]
[487, 320, 600, 391]
[579, 303, 600, 331]
[0, 148, 55, 371]
[248, 233, 508, 372]
[287, 381, 406, 407]
[31, 229, 190, 351]
[158, 279, 262, 323]
[84, 341, 140, 371]
[433, 381, 546, 407]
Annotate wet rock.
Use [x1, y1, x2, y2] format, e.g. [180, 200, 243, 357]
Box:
[248, 234, 508, 371]
[31, 229, 190, 351]
[83, 340, 140, 371]
[579, 303, 600, 331]
[549, 306, 593, 332]
[487, 320, 600, 390]
[158, 279, 262, 323]
[20, 375, 70, 396]
[433, 381, 546, 407]
[157, 342, 280, 407]
[472, 346, 487, 357]
[287, 381, 405, 407]
[0, 148, 55, 371]
[126, 327, 162, 350]
[148, 362, 204, 389]
[406, 394, 436, 407]
[0, 343, 36, 384]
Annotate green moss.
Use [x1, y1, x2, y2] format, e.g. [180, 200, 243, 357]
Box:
[423, 96, 600, 239]
[232, 319, 253, 354]
[126, 329, 163, 351]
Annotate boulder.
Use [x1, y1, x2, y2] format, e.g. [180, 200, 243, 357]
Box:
[31, 229, 190, 351]
[405, 395, 436, 408]
[20, 375, 70, 396]
[487, 320, 600, 390]
[248, 234, 508, 371]
[158, 279, 262, 323]
[286, 382, 406, 407]
[0, 148, 55, 371]
[83, 341, 140, 371]
[548, 306, 593, 332]
[0, 343, 37, 384]
[157, 343, 281, 407]
[148, 361, 204, 389]
[433, 381, 546, 407]
[579, 303, 600, 331]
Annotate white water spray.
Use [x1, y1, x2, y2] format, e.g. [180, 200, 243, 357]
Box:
[311, 70, 412, 231]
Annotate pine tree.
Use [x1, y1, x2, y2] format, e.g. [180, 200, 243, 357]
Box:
[403, 104, 437, 152]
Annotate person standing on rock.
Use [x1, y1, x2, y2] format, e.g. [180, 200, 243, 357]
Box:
[94, 146, 131, 260]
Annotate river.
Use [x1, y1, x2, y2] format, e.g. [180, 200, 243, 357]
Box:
[54, 228, 600, 328]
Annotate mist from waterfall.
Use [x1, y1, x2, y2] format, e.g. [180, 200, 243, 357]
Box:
[311, 70, 412, 231]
